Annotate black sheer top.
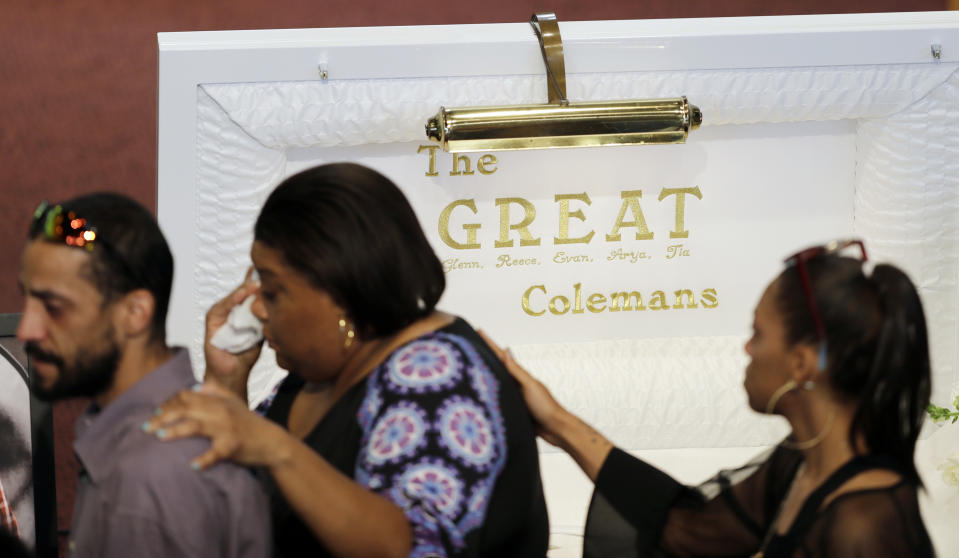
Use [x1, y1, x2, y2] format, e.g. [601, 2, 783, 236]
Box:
[584, 444, 934, 558]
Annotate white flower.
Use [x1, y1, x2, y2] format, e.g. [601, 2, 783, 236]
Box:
[940, 450, 959, 488]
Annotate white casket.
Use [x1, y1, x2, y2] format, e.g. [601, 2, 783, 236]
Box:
[158, 12, 959, 555]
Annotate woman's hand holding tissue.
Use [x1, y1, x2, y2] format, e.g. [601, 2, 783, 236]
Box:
[205, 269, 264, 399]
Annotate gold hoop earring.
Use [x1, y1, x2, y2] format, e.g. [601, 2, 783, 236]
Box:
[781, 409, 835, 451]
[338, 317, 355, 349]
[765, 379, 798, 415]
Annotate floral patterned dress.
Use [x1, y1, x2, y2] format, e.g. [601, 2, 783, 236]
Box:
[262, 318, 548, 558]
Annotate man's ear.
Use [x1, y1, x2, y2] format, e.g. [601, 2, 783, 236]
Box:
[116, 289, 156, 338]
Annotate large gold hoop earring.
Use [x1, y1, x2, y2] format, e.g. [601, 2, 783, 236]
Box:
[781, 409, 835, 451]
[764, 379, 798, 415]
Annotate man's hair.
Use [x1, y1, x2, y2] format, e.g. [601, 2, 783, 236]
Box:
[28, 192, 173, 341]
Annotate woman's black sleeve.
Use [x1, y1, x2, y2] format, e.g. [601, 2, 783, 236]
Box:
[584, 446, 787, 558]
[583, 448, 686, 558]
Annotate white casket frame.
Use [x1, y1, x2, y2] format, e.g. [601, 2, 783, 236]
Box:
[158, 13, 959, 552]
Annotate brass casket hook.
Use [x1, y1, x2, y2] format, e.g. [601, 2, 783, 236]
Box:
[529, 12, 568, 105]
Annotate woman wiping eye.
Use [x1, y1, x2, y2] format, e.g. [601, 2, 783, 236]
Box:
[146, 163, 549, 558]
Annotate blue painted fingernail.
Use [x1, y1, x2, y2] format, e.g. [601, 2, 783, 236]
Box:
[153, 408, 162, 416]
[190, 462, 200, 471]
[156, 429, 167, 439]
[141, 422, 151, 432]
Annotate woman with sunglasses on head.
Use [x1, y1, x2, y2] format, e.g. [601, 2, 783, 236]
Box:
[483, 240, 934, 558]
[147, 163, 549, 558]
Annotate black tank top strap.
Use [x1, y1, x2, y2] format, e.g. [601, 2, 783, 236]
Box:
[264, 372, 304, 426]
[786, 454, 902, 544]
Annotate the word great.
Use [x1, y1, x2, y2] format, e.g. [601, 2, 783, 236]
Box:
[419, 145, 703, 250]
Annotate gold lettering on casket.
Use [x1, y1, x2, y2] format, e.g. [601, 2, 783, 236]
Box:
[572, 282, 585, 314]
[648, 290, 669, 310]
[555, 193, 595, 245]
[522, 285, 547, 316]
[523, 284, 719, 317]
[437, 186, 701, 250]
[673, 289, 698, 309]
[549, 295, 571, 315]
[418, 145, 440, 177]
[606, 190, 654, 242]
[438, 199, 481, 250]
[587, 293, 607, 313]
[497, 254, 540, 268]
[666, 244, 691, 259]
[450, 153, 475, 176]
[701, 288, 719, 308]
[609, 291, 645, 311]
[419, 146, 498, 177]
[442, 258, 482, 272]
[495, 198, 541, 248]
[477, 154, 498, 175]
[659, 186, 702, 239]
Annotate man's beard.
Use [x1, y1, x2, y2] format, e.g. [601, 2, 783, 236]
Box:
[25, 339, 121, 402]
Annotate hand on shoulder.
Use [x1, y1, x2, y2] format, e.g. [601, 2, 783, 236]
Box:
[144, 382, 292, 470]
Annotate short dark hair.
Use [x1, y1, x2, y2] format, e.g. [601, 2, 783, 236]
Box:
[254, 163, 445, 338]
[28, 192, 174, 342]
[776, 256, 931, 483]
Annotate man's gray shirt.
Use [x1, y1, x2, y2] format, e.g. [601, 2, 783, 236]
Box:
[69, 349, 271, 558]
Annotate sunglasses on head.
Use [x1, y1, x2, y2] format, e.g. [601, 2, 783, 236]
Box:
[31, 201, 99, 251]
[30, 201, 142, 290]
[783, 239, 868, 371]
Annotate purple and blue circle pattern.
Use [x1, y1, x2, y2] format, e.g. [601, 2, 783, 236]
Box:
[358, 387, 383, 431]
[366, 402, 428, 465]
[468, 364, 499, 406]
[437, 397, 496, 469]
[458, 480, 492, 533]
[395, 458, 464, 518]
[387, 340, 461, 393]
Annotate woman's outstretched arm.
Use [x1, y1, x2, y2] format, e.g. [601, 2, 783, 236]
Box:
[479, 331, 613, 481]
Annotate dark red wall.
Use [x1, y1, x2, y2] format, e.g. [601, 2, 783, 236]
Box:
[0, 0, 947, 555]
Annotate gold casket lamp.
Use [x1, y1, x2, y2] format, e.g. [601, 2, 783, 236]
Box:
[426, 13, 703, 152]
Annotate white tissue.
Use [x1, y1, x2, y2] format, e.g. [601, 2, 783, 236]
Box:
[210, 295, 264, 354]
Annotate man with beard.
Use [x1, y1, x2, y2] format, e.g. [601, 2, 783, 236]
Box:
[16, 193, 270, 558]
